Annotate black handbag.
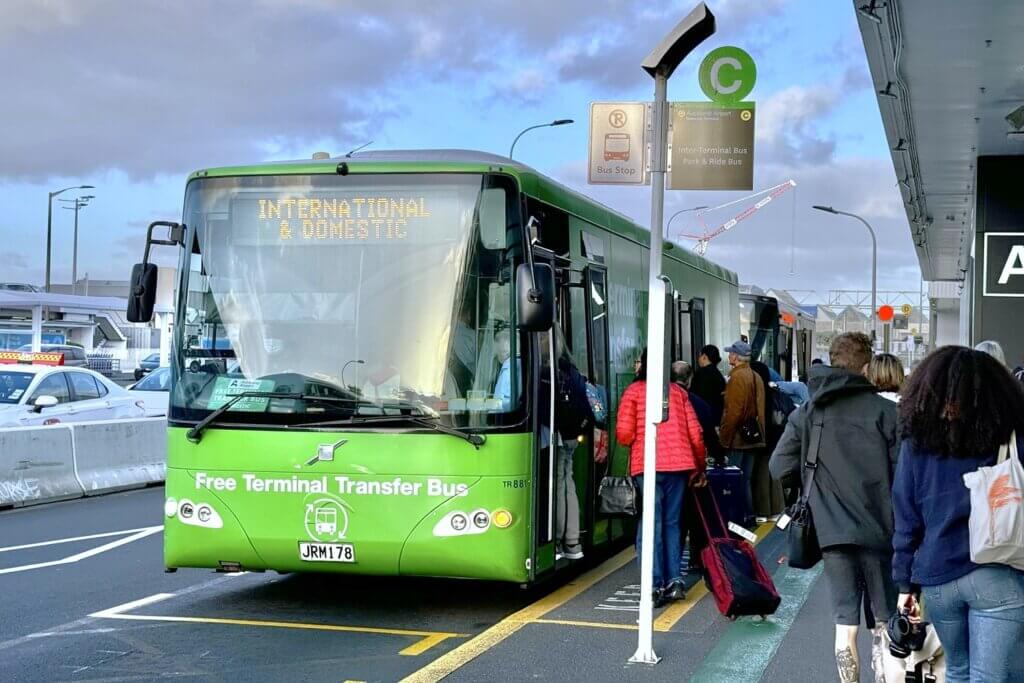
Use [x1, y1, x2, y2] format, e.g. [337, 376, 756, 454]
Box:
[786, 411, 823, 569]
[598, 475, 638, 517]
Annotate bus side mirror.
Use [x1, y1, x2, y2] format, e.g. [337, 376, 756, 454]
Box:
[127, 262, 158, 323]
[516, 263, 554, 332]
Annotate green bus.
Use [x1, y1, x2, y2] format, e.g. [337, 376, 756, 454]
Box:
[128, 150, 739, 584]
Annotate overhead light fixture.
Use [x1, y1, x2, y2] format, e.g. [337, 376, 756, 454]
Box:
[878, 82, 898, 99]
[1006, 104, 1024, 130]
[892, 138, 907, 151]
[1007, 131, 1024, 141]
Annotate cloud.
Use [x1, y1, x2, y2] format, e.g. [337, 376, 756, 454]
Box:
[756, 84, 841, 165]
[1, 1, 799, 181]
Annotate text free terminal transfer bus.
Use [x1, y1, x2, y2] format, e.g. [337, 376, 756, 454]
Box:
[129, 150, 739, 584]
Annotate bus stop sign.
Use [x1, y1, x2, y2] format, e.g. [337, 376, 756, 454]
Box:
[588, 102, 649, 185]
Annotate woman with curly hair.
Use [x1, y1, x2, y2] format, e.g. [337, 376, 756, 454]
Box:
[892, 346, 1024, 682]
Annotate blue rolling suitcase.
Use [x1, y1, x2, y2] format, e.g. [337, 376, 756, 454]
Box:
[706, 465, 751, 530]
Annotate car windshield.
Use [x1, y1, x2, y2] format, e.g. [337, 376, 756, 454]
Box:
[171, 172, 524, 429]
[0, 371, 33, 404]
[134, 367, 170, 391]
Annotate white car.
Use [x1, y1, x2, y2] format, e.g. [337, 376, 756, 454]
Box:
[0, 364, 145, 427]
[127, 366, 170, 417]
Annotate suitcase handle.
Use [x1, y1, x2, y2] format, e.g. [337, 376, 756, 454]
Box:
[694, 484, 732, 542]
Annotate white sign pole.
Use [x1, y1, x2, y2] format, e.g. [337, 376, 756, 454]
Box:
[630, 69, 669, 667]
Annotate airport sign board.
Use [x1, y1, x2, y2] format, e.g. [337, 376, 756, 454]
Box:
[588, 102, 649, 185]
[668, 102, 755, 190]
[983, 232, 1024, 297]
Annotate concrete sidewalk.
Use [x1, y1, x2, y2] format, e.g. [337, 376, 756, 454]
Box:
[406, 528, 879, 682]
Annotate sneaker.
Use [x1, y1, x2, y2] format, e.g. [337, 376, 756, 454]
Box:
[653, 589, 669, 609]
[562, 545, 584, 560]
[664, 581, 687, 602]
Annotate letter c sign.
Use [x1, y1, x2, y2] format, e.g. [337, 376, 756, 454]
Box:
[699, 46, 757, 105]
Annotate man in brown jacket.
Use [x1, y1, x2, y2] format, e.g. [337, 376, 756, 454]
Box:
[718, 340, 766, 525]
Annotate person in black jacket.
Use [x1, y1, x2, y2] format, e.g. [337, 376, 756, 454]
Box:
[691, 344, 726, 422]
[769, 332, 899, 683]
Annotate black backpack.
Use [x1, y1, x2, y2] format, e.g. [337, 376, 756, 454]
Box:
[555, 364, 595, 441]
[767, 386, 797, 446]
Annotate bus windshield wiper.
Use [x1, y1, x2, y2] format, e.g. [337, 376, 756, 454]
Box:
[186, 392, 363, 443]
[298, 414, 486, 450]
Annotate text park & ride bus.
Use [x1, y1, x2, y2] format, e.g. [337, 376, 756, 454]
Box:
[128, 149, 739, 584]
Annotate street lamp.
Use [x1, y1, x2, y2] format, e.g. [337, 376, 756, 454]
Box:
[665, 205, 708, 236]
[46, 184, 94, 292]
[813, 205, 878, 342]
[60, 195, 94, 294]
[508, 119, 574, 159]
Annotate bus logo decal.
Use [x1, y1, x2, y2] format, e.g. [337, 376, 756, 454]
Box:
[304, 496, 351, 542]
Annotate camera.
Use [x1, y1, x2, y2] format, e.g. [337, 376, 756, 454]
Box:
[886, 610, 929, 658]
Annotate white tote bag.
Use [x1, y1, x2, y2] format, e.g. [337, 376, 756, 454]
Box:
[963, 431, 1024, 571]
[880, 626, 946, 683]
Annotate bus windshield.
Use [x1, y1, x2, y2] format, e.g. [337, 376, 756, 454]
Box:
[171, 172, 523, 429]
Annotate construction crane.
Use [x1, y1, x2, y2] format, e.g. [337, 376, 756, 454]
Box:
[676, 180, 797, 256]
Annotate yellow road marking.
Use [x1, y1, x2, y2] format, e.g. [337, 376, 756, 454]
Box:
[653, 522, 776, 632]
[533, 618, 637, 631]
[94, 611, 462, 656]
[399, 547, 635, 682]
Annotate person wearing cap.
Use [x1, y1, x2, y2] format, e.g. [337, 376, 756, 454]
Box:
[718, 340, 766, 524]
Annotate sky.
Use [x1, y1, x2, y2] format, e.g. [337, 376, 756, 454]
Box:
[0, 0, 922, 300]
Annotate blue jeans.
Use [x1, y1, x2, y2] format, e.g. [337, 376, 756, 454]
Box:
[922, 565, 1024, 683]
[634, 472, 687, 591]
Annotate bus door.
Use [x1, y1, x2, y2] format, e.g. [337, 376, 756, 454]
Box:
[672, 295, 706, 366]
[527, 245, 572, 573]
[581, 264, 611, 548]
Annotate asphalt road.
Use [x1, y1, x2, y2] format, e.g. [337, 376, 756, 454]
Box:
[0, 487, 880, 683]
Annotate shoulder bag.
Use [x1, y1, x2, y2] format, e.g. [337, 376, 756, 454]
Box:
[786, 409, 823, 569]
[597, 445, 637, 517]
[963, 430, 1024, 571]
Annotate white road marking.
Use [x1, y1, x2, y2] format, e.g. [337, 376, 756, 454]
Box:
[0, 526, 160, 554]
[89, 593, 176, 619]
[0, 526, 163, 575]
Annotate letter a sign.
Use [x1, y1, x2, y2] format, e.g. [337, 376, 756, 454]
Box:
[984, 233, 1024, 297]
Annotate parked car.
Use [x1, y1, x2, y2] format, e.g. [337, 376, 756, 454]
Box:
[0, 364, 145, 427]
[134, 353, 162, 380]
[0, 283, 41, 293]
[128, 366, 169, 417]
[16, 344, 88, 367]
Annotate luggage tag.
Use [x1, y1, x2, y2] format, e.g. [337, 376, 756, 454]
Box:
[727, 522, 758, 544]
[776, 513, 792, 530]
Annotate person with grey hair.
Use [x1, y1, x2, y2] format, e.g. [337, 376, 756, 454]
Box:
[974, 340, 1007, 366]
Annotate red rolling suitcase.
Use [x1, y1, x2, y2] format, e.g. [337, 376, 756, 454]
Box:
[695, 486, 781, 620]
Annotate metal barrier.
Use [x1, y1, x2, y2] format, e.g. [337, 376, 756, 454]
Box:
[87, 353, 121, 375]
[0, 418, 166, 508]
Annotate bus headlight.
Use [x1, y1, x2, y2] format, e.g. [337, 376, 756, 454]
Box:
[492, 509, 513, 529]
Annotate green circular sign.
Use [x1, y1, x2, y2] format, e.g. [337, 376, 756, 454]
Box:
[699, 46, 757, 105]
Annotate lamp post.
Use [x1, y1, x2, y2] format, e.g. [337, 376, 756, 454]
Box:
[46, 184, 94, 292]
[665, 205, 709, 237]
[812, 205, 878, 343]
[632, 3, 715, 666]
[342, 359, 365, 391]
[60, 195, 94, 294]
[508, 119, 574, 159]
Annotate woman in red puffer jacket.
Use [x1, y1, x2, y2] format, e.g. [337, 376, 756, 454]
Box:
[617, 349, 707, 606]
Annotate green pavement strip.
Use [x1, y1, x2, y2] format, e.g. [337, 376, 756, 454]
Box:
[689, 563, 824, 683]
